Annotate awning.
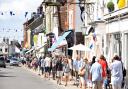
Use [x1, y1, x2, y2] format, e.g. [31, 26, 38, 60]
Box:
[35, 43, 46, 51]
[25, 47, 35, 54]
[48, 31, 71, 52]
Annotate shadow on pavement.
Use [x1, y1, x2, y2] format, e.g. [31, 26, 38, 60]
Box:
[0, 75, 16, 77]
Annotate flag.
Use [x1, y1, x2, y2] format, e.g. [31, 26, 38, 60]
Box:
[89, 43, 93, 49]
[1, 12, 3, 15]
[33, 35, 38, 45]
[93, 32, 97, 41]
[10, 11, 15, 16]
[10, 11, 13, 16]
[117, 0, 126, 9]
[25, 12, 28, 18]
[86, 26, 95, 36]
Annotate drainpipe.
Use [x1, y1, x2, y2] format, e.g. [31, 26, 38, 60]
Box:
[57, 6, 63, 33]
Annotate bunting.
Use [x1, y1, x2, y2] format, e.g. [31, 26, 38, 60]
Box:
[0, 11, 30, 18]
[93, 32, 97, 41]
[0, 28, 23, 32]
[25, 12, 28, 18]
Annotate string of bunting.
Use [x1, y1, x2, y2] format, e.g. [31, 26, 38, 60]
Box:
[0, 28, 23, 32]
[0, 11, 29, 18]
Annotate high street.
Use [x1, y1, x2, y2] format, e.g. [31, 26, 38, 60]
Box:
[0, 65, 64, 89]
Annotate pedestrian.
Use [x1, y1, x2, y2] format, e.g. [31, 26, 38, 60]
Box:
[68, 56, 73, 80]
[52, 55, 57, 80]
[98, 55, 107, 89]
[110, 54, 123, 89]
[56, 56, 63, 85]
[38, 56, 42, 75]
[63, 58, 70, 86]
[44, 55, 51, 79]
[41, 56, 45, 75]
[78, 58, 89, 89]
[90, 58, 102, 89]
[90, 56, 96, 66]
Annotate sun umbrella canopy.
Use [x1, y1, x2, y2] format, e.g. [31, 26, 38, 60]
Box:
[68, 44, 90, 51]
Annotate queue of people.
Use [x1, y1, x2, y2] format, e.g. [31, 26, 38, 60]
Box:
[22, 53, 126, 89]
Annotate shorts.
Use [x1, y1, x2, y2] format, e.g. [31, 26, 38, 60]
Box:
[80, 77, 85, 86]
[57, 71, 63, 77]
[64, 72, 70, 76]
[45, 67, 50, 72]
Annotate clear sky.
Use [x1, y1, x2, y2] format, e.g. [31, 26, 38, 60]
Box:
[0, 0, 42, 43]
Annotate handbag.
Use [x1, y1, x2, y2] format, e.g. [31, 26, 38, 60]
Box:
[78, 69, 85, 76]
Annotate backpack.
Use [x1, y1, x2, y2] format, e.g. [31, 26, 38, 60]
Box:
[123, 67, 126, 77]
[121, 61, 126, 77]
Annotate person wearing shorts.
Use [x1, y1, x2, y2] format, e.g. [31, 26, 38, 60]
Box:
[56, 56, 63, 85]
[44, 56, 51, 79]
[63, 58, 70, 86]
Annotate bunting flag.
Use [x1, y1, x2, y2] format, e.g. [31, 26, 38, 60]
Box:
[1, 12, 3, 15]
[117, 0, 126, 9]
[25, 12, 28, 18]
[33, 35, 38, 45]
[10, 11, 14, 16]
[0, 11, 29, 18]
[89, 43, 93, 49]
[93, 32, 97, 41]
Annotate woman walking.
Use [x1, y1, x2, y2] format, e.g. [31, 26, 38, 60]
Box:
[63, 58, 70, 86]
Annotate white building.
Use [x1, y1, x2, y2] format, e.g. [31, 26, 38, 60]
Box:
[0, 42, 8, 56]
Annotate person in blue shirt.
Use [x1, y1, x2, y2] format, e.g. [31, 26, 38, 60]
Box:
[90, 58, 102, 89]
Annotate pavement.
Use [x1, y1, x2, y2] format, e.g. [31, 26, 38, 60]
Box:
[22, 65, 79, 89]
[0, 65, 65, 89]
[22, 65, 128, 89]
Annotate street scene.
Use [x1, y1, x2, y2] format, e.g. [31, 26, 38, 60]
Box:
[0, 0, 128, 89]
[0, 65, 65, 89]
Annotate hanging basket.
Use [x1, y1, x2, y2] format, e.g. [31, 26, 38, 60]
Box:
[107, 1, 115, 12]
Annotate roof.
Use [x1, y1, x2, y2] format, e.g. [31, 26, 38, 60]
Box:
[23, 17, 34, 25]
[0, 42, 8, 47]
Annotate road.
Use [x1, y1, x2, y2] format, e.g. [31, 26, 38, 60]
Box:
[0, 65, 64, 89]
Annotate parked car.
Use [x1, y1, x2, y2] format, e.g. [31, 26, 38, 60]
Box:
[0, 57, 6, 68]
[6, 56, 12, 63]
[10, 58, 19, 66]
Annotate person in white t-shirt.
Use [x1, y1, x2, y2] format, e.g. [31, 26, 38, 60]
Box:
[44, 55, 51, 79]
[110, 55, 123, 89]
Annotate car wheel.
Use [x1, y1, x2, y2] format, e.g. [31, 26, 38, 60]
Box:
[4, 66, 6, 68]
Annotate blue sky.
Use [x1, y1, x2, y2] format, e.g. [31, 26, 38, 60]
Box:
[0, 0, 42, 43]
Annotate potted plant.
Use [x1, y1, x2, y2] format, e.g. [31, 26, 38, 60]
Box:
[107, 1, 115, 12]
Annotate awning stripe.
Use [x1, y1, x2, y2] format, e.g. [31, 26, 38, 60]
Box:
[48, 31, 71, 51]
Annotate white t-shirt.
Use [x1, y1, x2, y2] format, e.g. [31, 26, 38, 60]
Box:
[110, 60, 123, 85]
[44, 57, 51, 67]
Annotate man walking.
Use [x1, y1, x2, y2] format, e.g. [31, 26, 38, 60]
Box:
[90, 58, 102, 89]
[110, 54, 123, 89]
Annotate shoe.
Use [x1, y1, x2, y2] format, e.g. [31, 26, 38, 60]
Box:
[59, 83, 61, 85]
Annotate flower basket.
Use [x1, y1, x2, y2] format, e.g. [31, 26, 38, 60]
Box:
[107, 1, 115, 12]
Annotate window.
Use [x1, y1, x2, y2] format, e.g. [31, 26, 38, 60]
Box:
[0, 49, 2, 51]
[5, 48, 8, 52]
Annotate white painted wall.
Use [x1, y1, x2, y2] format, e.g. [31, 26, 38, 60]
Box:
[106, 18, 128, 33]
